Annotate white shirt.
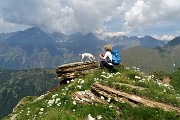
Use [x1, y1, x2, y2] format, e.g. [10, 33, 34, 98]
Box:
[103, 51, 113, 65]
[103, 51, 112, 60]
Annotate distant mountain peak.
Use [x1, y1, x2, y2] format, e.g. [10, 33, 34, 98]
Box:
[166, 36, 180, 46]
[139, 35, 165, 48]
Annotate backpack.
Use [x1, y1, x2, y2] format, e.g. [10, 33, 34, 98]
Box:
[111, 50, 121, 65]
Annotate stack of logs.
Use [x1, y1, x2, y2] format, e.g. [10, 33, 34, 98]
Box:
[56, 62, 99, 80]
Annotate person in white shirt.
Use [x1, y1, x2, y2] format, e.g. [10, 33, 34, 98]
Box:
[99, 44, 114, 71]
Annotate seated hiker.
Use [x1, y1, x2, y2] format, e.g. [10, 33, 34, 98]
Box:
[99, 44, 114, 71]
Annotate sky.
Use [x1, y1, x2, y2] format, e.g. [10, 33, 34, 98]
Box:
[0, 0, 180, 40]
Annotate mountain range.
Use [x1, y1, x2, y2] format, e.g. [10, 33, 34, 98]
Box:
[0, 27, 175, 70]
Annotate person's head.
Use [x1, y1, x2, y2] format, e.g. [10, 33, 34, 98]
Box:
[104, 44, 112, 51]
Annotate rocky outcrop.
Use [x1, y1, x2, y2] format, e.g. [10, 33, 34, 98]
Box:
[56, 62, 99, 80]
[91, 83, 180, 113]
[71, 83, 180, 114]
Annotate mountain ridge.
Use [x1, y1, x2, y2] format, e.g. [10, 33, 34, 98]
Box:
[0, 68, 58, 118]
[0, 27, 179, 72]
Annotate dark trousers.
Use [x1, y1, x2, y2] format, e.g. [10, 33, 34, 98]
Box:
[100, 61, 114, 71]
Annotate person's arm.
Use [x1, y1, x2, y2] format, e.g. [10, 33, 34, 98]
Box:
[99, 53, 105, 60]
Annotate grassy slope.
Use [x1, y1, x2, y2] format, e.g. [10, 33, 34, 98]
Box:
[4, 66, 180, 120]
[171, 70, 180, 94]
[121, 46, 180, 73]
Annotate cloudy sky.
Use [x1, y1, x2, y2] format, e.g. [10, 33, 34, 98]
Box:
[0, 0, 180, 40]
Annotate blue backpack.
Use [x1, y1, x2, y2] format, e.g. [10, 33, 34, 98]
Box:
[111, 50, 121, 65]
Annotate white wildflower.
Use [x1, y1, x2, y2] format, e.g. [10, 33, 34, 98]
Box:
[88, 114, 95, 120]
[102, 71, 106, 74]
[39, 112, 43, 115]
[135, 76, 141, 79]
[81, 80, 85, 84]
[40, 108, 44, 111]
[163, 89, 166, 93]
[47, 99, 55, 106]
[109, 105, 113, 108]
[73, 109, 76, 112]
[157, 82, 162, 86]
[132, 66, 136, 69]
[67, 80, 70, 84]
[77, 85, 82, 89]
[52, 94, 58, 99]
[57, 102, 61, 106]
[65, 87, 68, 91]
[94, 78, 99, 81]
[107, 97, 111, 102]
[108, 74, 113, 78]
[147, 76, 151, 80]
[78, 79, 83, 83]
[115, 72, 121, 75]
[55, 98, 61, 104]
[164, 84, 169, 87]
[138, 80, 142, 82]
[100, 96, 105, 100]
[73, 101, 77, 105]
[97, 115, 102, 119]
[100, 75, 106, 78]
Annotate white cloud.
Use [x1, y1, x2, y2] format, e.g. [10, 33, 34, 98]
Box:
[0, 18, 15, 29]
[101, 32, 127, 39]
[94, 28, 127, 39]
[153, 35, 175, 41]
[1, 0, 179, 37]
[0, 0, 125, 34]
[124, 0, 180, 31]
